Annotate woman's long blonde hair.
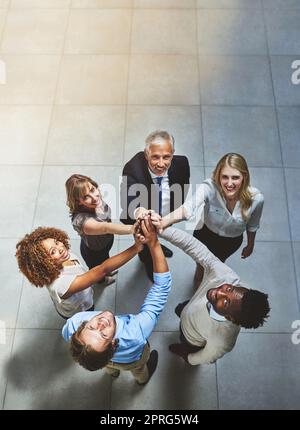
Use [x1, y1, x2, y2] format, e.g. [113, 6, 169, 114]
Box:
[65, 174, 98, 216]
[213, 153, 253, 221]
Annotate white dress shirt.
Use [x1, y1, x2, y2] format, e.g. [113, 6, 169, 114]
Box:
[183, 178, 264, 237]
[148, 168, 171, 217]
[133, 168, 171, 218]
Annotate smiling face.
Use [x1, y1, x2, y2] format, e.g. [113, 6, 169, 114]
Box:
[206, 284, 248, 321]
[145, 140, 174, 176]
[78, 182, 101, 210]
[219, 165, 244, 201]
[42, 238, 70, 264]
[79, 311, 117, 352]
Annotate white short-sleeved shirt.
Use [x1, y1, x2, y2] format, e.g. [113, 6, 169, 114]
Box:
[47, 252, 93, 318]
[183, 178, 264, 238]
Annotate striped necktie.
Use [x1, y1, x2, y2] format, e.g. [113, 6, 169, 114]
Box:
[155, 176, 163, 216]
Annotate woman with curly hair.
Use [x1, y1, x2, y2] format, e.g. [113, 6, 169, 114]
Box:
[65, 174, 135, 286]
[16, 226, 143, 319]
[151, 153, 264, 288]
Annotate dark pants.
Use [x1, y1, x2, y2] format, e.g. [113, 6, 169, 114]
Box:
[193, 224, 243, 263]
[138, 246, 154, 282]
[175, 300, 204, 354]
[80, 236, 114, 270]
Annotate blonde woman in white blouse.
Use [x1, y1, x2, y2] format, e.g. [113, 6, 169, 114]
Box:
[151, 153, 264, 288]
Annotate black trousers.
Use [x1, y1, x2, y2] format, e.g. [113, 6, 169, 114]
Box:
[138, 246, 154, 282]
[80, 236, 114, 270]
[175, 300, 203, 354]
[193, 224, 243, 263]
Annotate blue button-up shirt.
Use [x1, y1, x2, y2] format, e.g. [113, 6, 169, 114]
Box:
[62, 271, 172, 363]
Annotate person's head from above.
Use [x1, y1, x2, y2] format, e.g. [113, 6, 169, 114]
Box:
[70, 311, 118, 371]
[206, 284, 270, 329]
[65, 174, 102, 215]
[213, 153, 250, 202]
[144, 130, 175, 177]
[16, 227, 70, 287]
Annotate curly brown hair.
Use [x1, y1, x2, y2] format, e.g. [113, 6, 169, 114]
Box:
[16, 227, 70, 288]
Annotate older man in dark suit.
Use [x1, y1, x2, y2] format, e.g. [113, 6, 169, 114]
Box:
[120, 130, 190, 280]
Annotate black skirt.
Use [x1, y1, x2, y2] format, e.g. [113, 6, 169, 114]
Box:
[193, 224, 243, 263]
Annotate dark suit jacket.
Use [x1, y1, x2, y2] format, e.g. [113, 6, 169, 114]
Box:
[120, 151, 190, 224]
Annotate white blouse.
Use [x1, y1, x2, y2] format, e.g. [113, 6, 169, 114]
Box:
[183, 179, 264, 238]
[47, 252, 93, 318]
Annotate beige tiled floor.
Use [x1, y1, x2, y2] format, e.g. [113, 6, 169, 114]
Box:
[0, 0, 300, 411]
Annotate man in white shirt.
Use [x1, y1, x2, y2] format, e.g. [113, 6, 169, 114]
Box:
[158, 227, 270, 365]
[120, 130, 190, 281]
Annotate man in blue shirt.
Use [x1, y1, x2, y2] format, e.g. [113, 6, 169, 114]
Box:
[62, 217, 172, 385]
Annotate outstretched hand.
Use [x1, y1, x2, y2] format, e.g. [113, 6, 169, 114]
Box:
[137, 209, 163, 234]
[134, 215, 158, 248]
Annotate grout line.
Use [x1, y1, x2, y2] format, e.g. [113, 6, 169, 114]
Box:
[215, 362, 220, 410]
[1, 103, 300, 107]
[0, 0, 10, 52]
[195, 6, 205, 171]
[1, 7, 72, 411]
[1, 52, 300, 57]
[2, 275, 24, 410]
[2, 164, 300, 169]
[262, 6, 300, 312]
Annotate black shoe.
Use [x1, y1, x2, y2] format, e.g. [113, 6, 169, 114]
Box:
[175, 300, 190, 318]
[161, 245, 173, 258]
[138, 350, 158, 385]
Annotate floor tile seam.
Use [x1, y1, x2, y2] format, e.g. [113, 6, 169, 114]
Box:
[5, 102, 294, 107]
[1, 53, 300, 57]
[0, 1, 10, 51]
[5, 11, 73, 411]
[3, 164, 298, 169]
[2, 103, 295, 107]
[121, 7, 133, 166]
[2, 274, 25, 410]
[195, 3, 205, 168]
[262, 6, 300, 312]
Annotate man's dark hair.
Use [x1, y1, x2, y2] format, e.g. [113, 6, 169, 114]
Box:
[70, 321, 116, 371]
[235, 289, 270, 329]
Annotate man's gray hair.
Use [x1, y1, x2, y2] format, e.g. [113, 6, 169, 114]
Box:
[144, 130, 175, 154]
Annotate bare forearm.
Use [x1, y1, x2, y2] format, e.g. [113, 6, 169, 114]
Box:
[106, 223, 132, 235]
[162, 206, 186, 229]
[84, 220, 132, 236]
[246, 231, 256, 248]
[149, 241, 168, 273]
[99, 243, 140, 275]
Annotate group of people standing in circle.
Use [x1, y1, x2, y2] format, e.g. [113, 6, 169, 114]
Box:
[16, 130, 270, 385]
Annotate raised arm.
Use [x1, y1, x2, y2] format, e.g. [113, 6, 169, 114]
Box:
[83, 218, 135, 236]
[62, 241, 143, 299]
[134, 217, 172, 339]
[160, 226, 219, 269]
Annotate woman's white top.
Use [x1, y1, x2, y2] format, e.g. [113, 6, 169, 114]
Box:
[47, 252, 93, 318]
[183, 179, 264, 238]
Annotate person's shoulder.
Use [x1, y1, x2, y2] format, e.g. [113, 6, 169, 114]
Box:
[124, 151, 145, 166]
[72, 211, 91, 225]
[249, 187, 264, 203]
[123, 152, 147, 177]
[173, 154, 190, 165]
[200, 178, 216, 197]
